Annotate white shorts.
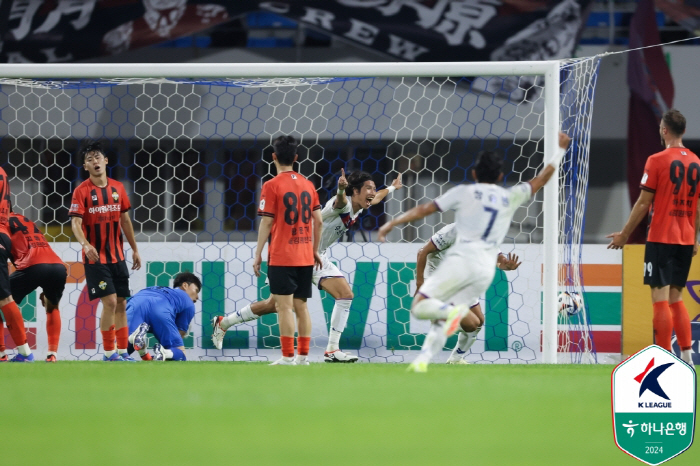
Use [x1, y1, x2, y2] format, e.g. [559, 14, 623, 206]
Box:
[419, 245, 496, 309]
[312, 252, 344, 289]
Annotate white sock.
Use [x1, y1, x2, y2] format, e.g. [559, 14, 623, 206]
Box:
[118, 348, 128, 355]
[47, 351, 57, 357]
[222, 304, 258, 330]
[412, 298, 450, 320]
[17, 343, 31, 356]
[0, 350, 6, 357]
[137, 348, 148, 357]
[327, 299, 352, 352]
[295, 355, 308, 364]
[415, 322, 448, 364]
[681, 349, 695, 366]
[104, 349, 115, 358]
[448, 327, 481, 361]
[163, 348, 174, 360]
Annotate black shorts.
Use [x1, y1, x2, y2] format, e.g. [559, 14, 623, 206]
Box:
[267, 265, 313, 299]
[10, 263, 68, 306]
[85, 261, 131, 301]
[0, 232, 11, 300]
[643, 242, 694, 287]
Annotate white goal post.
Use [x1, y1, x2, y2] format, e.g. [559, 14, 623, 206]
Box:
[0, 59, 596, 363]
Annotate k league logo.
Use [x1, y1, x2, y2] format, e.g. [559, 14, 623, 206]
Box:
[612, 345, 696, 465]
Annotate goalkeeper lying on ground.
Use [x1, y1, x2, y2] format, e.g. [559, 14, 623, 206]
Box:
[126, 272, 201, 361]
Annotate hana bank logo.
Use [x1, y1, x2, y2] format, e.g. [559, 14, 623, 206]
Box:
[634, 358, 674, 408]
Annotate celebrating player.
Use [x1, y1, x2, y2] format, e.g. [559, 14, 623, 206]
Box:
[608, 109, 696, 366]
[126, 272, 201, 361]
[0, 170, 35, 362]
[3, 213, 68, 362]
[415, 223, 521, 364]
[69, 142, 141, 362]
[251, 135, 323, 365]
[212, 169, 402, 363]
[379, 132, 571, 372]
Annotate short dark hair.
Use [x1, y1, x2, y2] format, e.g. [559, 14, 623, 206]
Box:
[79, 141, 105, 162]
[474, 150, 503, 183]
[663, 109, 686, 136]
[345, 171, 373, 196]
[173, 272, 202, 292]
[272, 135, 297, 166]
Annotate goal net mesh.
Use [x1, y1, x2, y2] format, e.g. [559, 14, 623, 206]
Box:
[0, 58, 601, 363]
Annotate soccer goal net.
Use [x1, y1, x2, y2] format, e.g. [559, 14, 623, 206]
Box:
[0, 59, 600, 363]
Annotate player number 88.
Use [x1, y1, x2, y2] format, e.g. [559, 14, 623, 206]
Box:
[283, 192, 312, 225]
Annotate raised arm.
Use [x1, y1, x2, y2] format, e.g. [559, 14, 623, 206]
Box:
[377, 201, 438, 242]
[120, 211, 141, 270]
[71, 216, 99, 262]
[334, 168, 349, 210]
[371, 173, 403, 205]
[528, 132, 572, 194]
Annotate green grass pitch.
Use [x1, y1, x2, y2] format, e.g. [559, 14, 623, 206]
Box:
[2, 362, 697, 466]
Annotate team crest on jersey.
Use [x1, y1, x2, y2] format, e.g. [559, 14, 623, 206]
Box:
[339, 212, 356, 228]
[99, 281, 107, 290]
[112, 191, 119, 202]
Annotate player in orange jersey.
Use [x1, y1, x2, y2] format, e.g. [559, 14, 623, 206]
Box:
[608, 109, 697, 366]
[4, 213, 67, 362]
[0, 169, 34, 362]
[253, 135, 323, 365]
[69, 142, 141, 362]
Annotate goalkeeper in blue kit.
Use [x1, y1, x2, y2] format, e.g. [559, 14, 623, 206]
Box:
[126, 272, 201, 361]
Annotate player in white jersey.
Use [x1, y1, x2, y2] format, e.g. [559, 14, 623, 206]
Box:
[212, 169, 403, 363]
[378, 132, 571, 372]
[415, 223, 521, 364]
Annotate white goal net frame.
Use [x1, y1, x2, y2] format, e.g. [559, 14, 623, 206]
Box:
[0, 60, 599, 363]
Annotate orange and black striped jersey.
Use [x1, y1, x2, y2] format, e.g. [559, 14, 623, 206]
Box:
[68, 178, 131, 264]
[8, 213, 63, 270]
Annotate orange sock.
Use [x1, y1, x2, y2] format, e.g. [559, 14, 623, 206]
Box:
[115, 326, 129, 352]
[46, 310, 61, 353]
[101, 325, 116, 352]
[653, 301, 673, 351]
[670, 301, 693, 351]
[297, 336, 310, 356]
[2, 302, 27, 346]
[0, 318, 5, 352]
[281, 336, 295, 358]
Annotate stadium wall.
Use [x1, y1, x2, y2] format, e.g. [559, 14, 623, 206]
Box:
[3, 243, 622, 363]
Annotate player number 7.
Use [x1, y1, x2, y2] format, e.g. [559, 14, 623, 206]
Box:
[482, 207, 498, 240]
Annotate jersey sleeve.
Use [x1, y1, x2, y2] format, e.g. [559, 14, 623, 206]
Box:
[507, 183, 533, 209]
[640, 157, 658, 193]
[430, 224, 457, 251]
[257, 181, 276, 218]
[119, 184, 131, 212]
[175, 300, 195, 333]
[321, 196, 351, 219]
[434, 185, 465, 212]
[68, 186, 85, 218]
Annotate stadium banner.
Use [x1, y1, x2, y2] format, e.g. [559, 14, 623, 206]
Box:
[3, 242, 620, 362]
[622, 244, 700, 360]
[2, 0, 591, 63]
